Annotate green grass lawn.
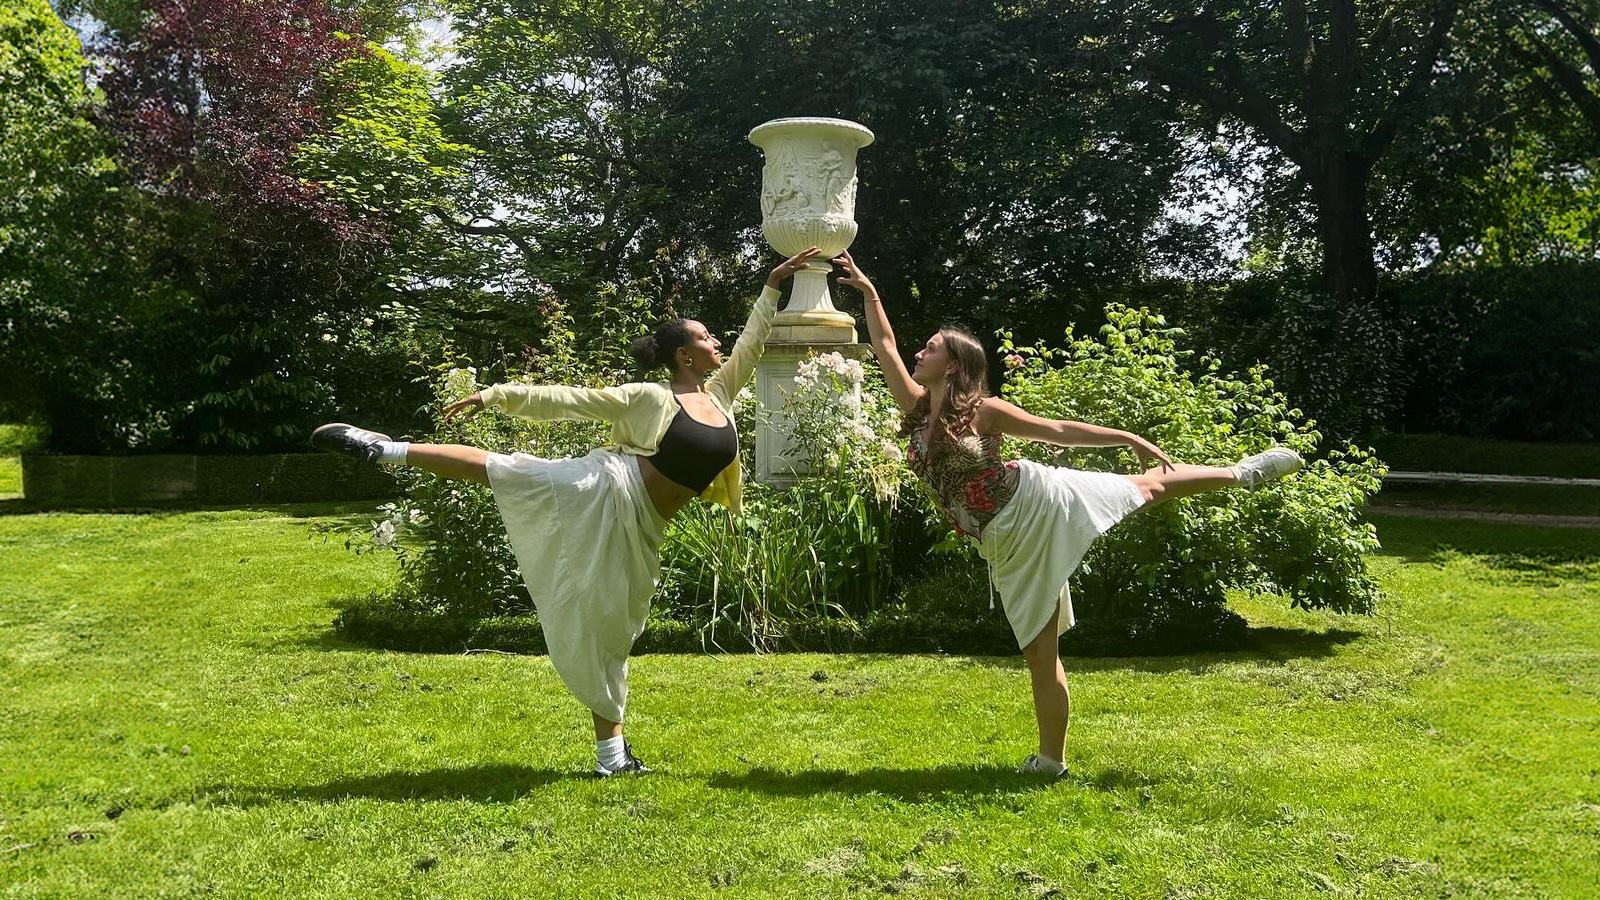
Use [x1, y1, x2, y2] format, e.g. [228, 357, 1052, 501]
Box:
[2, 506, 1597, 898]
[1, 422, 43, 500]
[0, 455, 19, 498]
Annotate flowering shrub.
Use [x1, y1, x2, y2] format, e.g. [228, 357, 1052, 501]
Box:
[780, 351, 912, 502]
[656, 350, 937, 651]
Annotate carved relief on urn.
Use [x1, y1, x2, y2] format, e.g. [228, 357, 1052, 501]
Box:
[748, 117, 875, 342]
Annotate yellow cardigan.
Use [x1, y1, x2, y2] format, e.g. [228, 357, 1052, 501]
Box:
[479, 285, 779, 515]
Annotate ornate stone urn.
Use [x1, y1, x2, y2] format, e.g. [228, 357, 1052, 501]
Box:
[748, 117, 875, 343]
[747, 117, 875, 483]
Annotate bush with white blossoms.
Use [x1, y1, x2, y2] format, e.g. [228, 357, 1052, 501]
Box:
[779, 351, 912, 502]
[652, 349, 941, 651]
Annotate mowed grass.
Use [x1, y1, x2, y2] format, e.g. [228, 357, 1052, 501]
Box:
[0, 456, 19, 498]
[1, 506, 1597, 898]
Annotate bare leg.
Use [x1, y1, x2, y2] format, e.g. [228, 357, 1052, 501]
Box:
[404, 443, 491, 485]
[1021, 609, 1069, 765]
[1126, 463, 1239, 509]
[592, 712, 623, 742]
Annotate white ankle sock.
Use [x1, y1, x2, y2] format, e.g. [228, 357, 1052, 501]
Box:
[597, 735, 627, 771]
[374, 441, 410, 464]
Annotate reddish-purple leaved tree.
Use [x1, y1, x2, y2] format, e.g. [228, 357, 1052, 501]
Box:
[100, 0, 381, 252]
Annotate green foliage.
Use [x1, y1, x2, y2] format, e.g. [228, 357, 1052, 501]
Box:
[339, 304, 1385, 656]
[999, 306, 1387, 641]
[1166, 262, 1600, 442]
[0, 0, 124, 423]
[1385, 261, 1600, 440]
[295, 43, 475, 234]
[436, 0, 1191, 348]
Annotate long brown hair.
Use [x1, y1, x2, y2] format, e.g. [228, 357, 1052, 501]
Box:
[899, 327, 989, 451]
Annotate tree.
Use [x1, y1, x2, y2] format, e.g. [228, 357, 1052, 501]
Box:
[438, 0, 1193, 351]
[1520, 0, 1600, 140]
[47, 0, 476, 453]
[1374, 1, 1600, 267]
[1103, 1, 1464, 308]
[0, 0, 122, 424]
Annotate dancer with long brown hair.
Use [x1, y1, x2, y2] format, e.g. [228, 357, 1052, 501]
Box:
[834, 250, 1303, 777]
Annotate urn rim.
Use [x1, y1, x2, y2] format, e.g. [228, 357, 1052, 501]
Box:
[748, 117, 875, 149]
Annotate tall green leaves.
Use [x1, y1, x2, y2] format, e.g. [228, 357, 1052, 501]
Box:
[0, 0, 122, 425]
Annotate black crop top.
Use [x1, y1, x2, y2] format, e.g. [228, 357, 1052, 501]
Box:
[650, 401, 738, 492]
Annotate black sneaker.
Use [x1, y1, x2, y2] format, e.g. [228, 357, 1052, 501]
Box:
[309, 423, 392, 463]
[595, 744, 653, 778]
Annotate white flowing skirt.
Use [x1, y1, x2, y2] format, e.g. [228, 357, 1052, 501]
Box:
[978, 460, 1145, 648]
[486, 448, 668, 723]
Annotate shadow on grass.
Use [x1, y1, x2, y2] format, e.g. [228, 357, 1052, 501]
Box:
[0, 497, 34, 516]
[206, 764, 578, 807]
[706, 764, 1064, 802]
[955, 623, 1367, 676]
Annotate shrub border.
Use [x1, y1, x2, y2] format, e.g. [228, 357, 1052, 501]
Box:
[20, 452, 396, 507]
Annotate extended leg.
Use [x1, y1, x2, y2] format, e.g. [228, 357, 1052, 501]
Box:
[1126, 463, 1239, 508]
[405, 444, 491, 485]
[1126, 447, 1305, 509]
[311, 422, 491, 485]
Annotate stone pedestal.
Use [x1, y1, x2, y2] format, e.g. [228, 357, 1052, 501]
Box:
[753, 340, 874, 485]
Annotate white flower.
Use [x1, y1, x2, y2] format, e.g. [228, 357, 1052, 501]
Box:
[880, 441, 904, 462]
[408, 509, 427, 525]
[373, 519, 398, 549]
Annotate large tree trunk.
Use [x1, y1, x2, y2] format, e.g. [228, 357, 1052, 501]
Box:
[1306, 149, 1379, 308]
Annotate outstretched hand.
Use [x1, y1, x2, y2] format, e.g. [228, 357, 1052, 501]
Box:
[1128, 434, 1174, 473]
[767, 247, 822, 288]
[442, 392, 485, 423]
[831, 249, 877, 300]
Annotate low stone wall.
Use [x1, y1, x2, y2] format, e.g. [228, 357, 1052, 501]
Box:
[20, 453, 397, 507]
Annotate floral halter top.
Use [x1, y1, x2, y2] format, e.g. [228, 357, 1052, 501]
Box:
[906, 411, 1020, 539]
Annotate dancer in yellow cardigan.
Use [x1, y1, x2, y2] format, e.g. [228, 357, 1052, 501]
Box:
[311, 248, 821, 776]
[833, 250, 1304, 778]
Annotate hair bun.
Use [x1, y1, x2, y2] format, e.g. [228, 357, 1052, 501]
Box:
[627, 334, 660, 371]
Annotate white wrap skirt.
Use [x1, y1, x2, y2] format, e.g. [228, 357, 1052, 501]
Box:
[486, 448, 667, 723]
[977, 460, 1146, 648]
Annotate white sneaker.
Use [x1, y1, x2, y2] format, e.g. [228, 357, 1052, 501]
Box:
[1019, 754, 1068, 777]
[1231, 447, 1304, 489]
[594, 744, 652, 778]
